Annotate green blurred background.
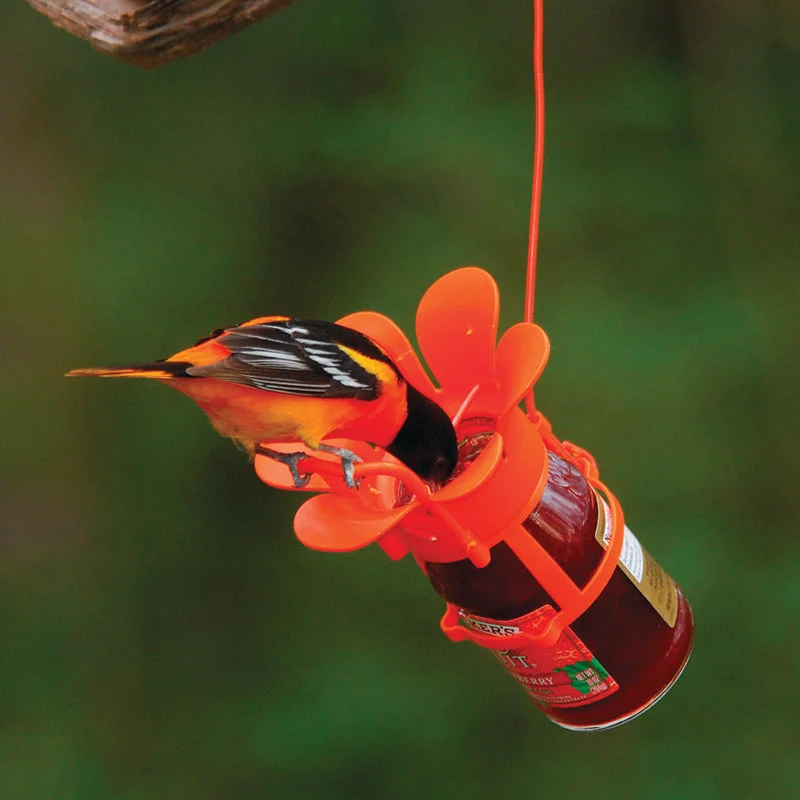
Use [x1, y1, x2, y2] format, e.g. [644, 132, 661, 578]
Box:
[2, 1, 798, 798]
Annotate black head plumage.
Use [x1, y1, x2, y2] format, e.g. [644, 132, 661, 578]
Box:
[386, 385, 458, 482]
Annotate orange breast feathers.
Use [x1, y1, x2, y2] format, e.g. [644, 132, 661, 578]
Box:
[165, 370, 407, 453]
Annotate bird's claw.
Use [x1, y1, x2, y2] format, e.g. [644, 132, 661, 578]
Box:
[285, 455, 312, 489]
[317, 444, 362, 489]
[255, 444, 362, 490]
[342, 459, 360, 490]
[254, 446, 312, 489]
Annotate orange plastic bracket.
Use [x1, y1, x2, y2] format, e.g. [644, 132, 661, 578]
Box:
[439, 474, 624, 649]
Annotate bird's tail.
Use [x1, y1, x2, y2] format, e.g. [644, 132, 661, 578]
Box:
[66, 361, 192, 379]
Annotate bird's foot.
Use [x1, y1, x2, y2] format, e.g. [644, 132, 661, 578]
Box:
[254, 445, 311, 489]
[316, 444, 363, 489]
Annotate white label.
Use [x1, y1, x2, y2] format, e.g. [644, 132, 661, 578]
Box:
[600, 500, 644, 583]
[595, 494, 679, 627]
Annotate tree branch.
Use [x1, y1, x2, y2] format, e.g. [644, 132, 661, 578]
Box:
[26, 0, 297, 68]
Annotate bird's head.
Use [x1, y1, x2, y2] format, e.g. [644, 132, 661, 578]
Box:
[386, 385, 458, 483]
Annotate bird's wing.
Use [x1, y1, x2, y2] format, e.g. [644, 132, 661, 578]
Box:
[189, 319, 395, 400]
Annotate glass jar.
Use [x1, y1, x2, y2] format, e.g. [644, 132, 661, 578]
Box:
[424, 419, 694, 730]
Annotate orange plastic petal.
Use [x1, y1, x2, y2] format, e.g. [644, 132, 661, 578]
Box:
[295, 492, 416, 552]
[495, 322, 550, 418]
[432, 432, 504, 503]
[337, 311, 439, 399]
[416, 268, 499, 409]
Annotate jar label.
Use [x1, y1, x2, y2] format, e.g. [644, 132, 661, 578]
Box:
[595, 496, 678, 627]
[460, 606, 620, 708]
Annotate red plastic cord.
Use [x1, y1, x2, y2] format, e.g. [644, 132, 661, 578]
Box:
[525, 0, 545, 326]
[524, 0, 545, 421]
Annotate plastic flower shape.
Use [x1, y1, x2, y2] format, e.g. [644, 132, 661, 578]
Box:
[254, 266, 554, 566]
[256, 267, 625, 649]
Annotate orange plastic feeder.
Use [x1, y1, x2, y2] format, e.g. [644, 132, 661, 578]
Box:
[256, 267, 695, 730]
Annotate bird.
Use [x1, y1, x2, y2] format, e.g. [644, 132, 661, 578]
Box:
[67, 316, 458, 488]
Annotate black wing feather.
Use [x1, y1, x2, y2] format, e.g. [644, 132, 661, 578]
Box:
[189, 319, 395, 400]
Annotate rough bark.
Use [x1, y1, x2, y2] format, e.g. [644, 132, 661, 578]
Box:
[26, 0, 297, 68]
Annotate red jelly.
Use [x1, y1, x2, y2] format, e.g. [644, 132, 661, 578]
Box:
[424, 421, 694, 731]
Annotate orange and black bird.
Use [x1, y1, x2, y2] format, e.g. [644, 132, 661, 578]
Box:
[67, 316, 457, 488]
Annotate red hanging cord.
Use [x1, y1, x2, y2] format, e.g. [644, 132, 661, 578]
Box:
[524, 0, 545, 420]
[525, 0, 545, 326]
